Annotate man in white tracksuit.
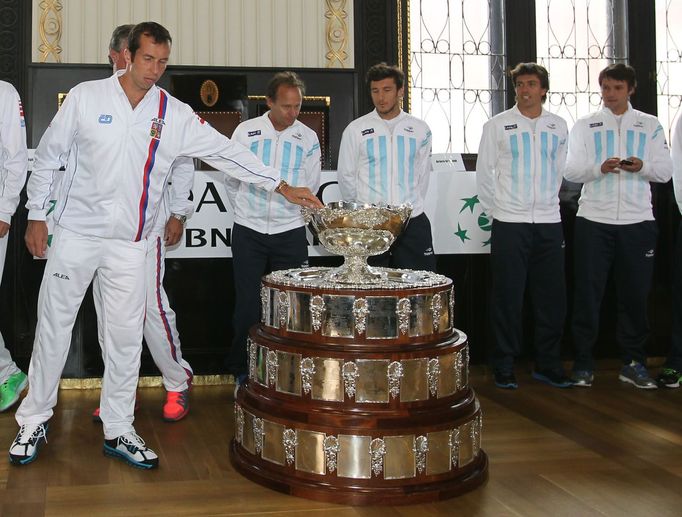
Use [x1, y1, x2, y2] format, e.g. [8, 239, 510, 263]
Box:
[565, 63, 672, 389]
[91, 24, 194, 423]
[337, 62, 436, 271]
[476, 62, 571, 390]
[225, 71, 321, 386]
[10, 22, 321, 469]
[0, 81, 28, 413]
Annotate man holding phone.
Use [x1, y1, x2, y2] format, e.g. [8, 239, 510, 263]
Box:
[564, 64, 672, 388]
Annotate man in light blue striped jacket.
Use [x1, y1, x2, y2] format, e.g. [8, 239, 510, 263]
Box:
[565, 63, 672, 389]
[477, 62, 571, 390]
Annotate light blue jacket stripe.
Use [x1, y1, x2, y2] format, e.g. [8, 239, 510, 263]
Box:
[638, 132, 647, 197]
[606, 130, 616, 196]
[540, 132, 548, 197]
[593, 132, 603, 198]
[397, 135, 406, 200]
[379, 136, 388, 202]
[626, 130, 635, 194]
[366, 138, 376, 202]
[260, 139, 273, 210]
[409, 137, 417, 194]
[522, 132, 531, 202]
[248, 141, 260, 209]
[550, 134, 559, 203]
[280, 141, 292, 181]
[292, 145, 303, 185]
[510, 134, 519, 197]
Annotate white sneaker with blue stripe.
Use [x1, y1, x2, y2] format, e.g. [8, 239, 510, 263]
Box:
[9, 422, 49, 465]
[104, 431, 158, 469]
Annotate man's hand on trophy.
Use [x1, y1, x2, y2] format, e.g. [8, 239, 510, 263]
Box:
[276, 180, 324, 208]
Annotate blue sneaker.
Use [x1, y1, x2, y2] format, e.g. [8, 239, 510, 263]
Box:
[618, 361, 657, 390]
[532, 369, 573, 388]
[104, 431, 158, 469]
[494, 370, 518, 389]
[9, 422, 49, 465]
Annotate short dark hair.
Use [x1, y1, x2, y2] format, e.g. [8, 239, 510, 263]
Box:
[366, 62, 404, 90]
[108, 24, 134, 66]
[510, 62, 550, 103]
[598, 63, 637, 90]
[128, 22, 172, 60]
[266, 71, 306, 101]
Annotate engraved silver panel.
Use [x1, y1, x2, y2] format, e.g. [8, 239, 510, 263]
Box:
[255, 345, 268, 386]
[337, 435, 371, 479]
[276, 351, 301, 395]
[440, 289, 452, 330]
[400, 358, 429, 402]
[312, 357, 344, 401]
[438, 352, 457, 397]
[300, 357, 315, 395]
[409, 295, 433, 337]
[427, 430, 452, 475]
[384, 435, 415, 480]
[287, 291, 312, 334]
[260, 285, 268, 324]
[321, 295, 355, 337]
[295, 430, 326, 475]
[262, 419, 284, 465]
[458, 421, 474, 467]
[366, 297, 398, 339]
[266, 288, 278, 328]
[356, 360, 389, 403]
[309, 295, 325, 332]
[242, 411, 256, 454]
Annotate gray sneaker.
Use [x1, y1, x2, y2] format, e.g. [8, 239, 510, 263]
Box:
[618, 361, 658, 390]
[570, 370, 594, 387]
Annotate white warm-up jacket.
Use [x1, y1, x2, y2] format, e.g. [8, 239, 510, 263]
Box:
[337, 110, 432, 216]
[225, 112, 321, 234]
[476, 106, 568, 223]
[28, 73, 281, 241]
[565, 104, 672, 224]
[0, 80, 27, 225]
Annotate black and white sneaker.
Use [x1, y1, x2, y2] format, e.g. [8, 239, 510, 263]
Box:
[104, 431, 158, 469]
[9, 422, 49, 466]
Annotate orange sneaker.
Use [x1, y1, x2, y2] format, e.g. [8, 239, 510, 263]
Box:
[163, 389, 189, 422]
[92, 398, 140, 423]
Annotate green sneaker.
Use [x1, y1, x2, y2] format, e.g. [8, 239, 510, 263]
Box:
[656, 368, 682, 389]
[0, 371, 28, 412]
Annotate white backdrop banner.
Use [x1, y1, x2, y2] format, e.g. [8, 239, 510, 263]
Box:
[166, 168, 492, 258]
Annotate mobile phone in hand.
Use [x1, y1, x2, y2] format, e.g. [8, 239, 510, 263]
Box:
[619, 159, 634, 166]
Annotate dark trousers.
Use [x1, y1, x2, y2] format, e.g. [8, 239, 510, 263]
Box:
[490, 221, 566, 373]
[226, 224, 309, 377]
[368, 212, 437, 272]
[571, 218, 657, 371]
[668, 224, 682, 370]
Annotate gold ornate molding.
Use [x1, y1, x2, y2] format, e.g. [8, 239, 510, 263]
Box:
[248, 95, 331, 108]
[325, 0, 349, 68]
[59, 374, 233, 390]
[38, 0, 63, 63]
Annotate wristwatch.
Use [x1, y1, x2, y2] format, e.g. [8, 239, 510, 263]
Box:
[170, 213, 187, 224]
[275, 179, 289, 193]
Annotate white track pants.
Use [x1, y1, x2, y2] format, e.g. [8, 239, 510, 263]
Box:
[16, 226, 146, 439]
[93, 234, 193, 392]
[0, 233, 20, 385]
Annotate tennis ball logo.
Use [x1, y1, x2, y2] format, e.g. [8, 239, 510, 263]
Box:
[478, 212, 492, 232]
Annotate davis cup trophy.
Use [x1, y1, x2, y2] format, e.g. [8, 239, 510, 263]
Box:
[230, 202, 488, 505]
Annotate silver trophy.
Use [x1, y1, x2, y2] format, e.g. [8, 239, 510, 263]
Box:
[303, 201, 412, 284]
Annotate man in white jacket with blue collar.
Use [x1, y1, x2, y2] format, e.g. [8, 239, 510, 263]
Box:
[225, 71, 321, 387]
[337, 62, 436, 271]
[476, 63, 571, 390]
[565, 63, 672, 389]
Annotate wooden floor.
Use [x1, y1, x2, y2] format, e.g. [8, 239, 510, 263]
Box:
[0, 367, 680, 516]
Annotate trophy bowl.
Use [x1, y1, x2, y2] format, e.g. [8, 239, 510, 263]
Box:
[303, 201, 412, 284]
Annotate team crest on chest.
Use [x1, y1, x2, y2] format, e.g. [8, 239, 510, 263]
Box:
[150, 117, 165, 140]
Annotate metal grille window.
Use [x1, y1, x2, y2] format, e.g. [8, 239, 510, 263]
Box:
[656, 0, 682, 139]
[535, 0, 627, 126]
[409, 1, 505, 153]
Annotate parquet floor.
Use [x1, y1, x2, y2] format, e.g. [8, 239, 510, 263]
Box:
[0, 367, 680, 516]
